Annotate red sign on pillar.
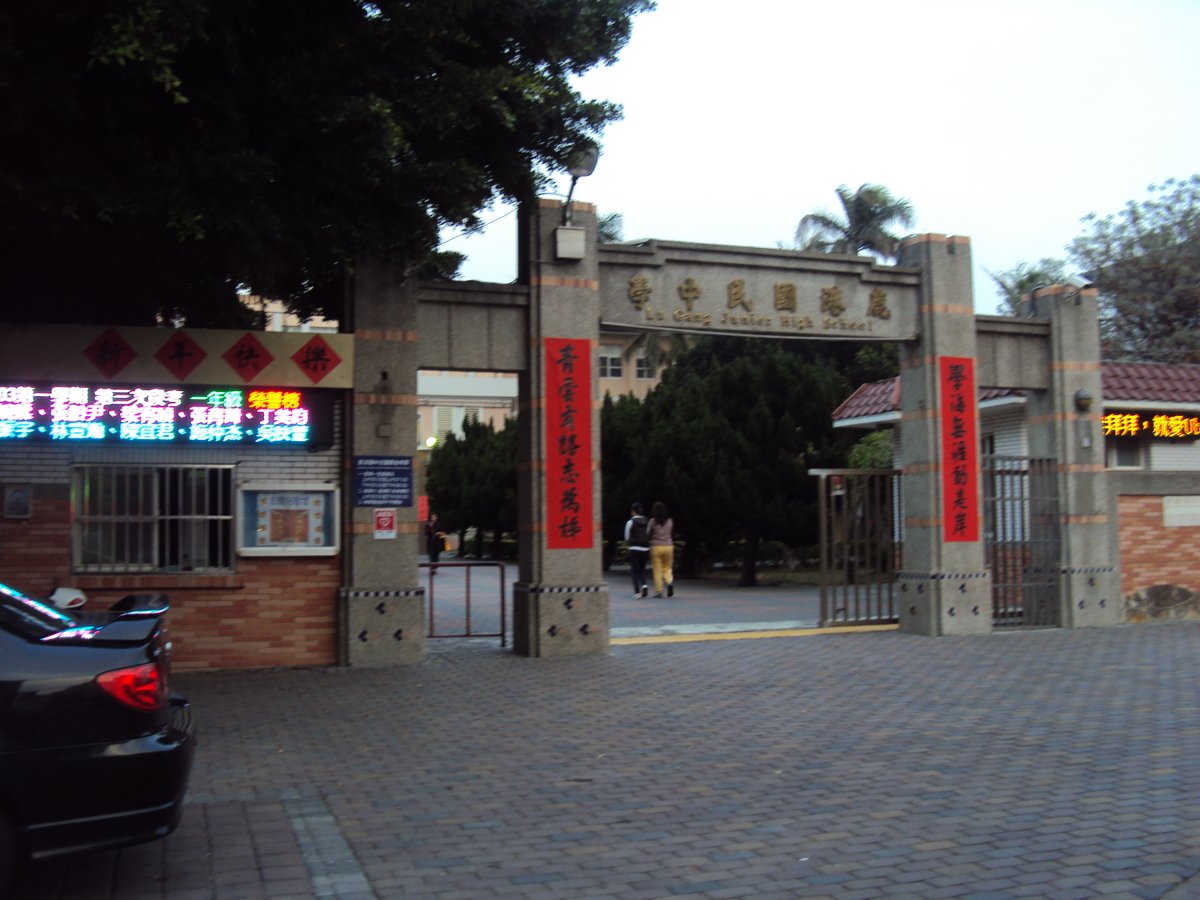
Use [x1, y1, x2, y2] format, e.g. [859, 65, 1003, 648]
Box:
[939, 356, 980, 542]
[544, 338, 593, 549]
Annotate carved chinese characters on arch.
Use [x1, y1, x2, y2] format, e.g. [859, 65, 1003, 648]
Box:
[602, 256, 916, 341]
[628, 276, 652, 311]
[677, 277, 701, 310]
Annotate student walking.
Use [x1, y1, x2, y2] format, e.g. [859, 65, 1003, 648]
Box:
[647, 500, 675, 598]
[625, 502, 651, 599]
[425, 513, 446, 563]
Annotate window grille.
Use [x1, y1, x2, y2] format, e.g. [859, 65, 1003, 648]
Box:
[73, 465, 235, 573]
[598, 346, 623, 379]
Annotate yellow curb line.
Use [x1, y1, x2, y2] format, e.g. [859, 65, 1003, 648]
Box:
[611, 623, 900, 645]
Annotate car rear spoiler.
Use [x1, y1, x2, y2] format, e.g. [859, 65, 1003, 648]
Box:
[40, 593, 170, 645]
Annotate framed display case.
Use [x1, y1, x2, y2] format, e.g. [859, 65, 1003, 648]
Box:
[237, 482, 340, 557]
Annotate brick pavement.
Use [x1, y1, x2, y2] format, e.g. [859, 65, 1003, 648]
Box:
[10, 621, 1200, 899]
[421, 562, 826, 639]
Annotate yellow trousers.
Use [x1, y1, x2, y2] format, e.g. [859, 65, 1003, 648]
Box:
[650, 545, 674, 594]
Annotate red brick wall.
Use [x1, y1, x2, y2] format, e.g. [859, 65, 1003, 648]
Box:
[0, 497, 74, 592]
[0, 499, 340, 671]
[1118, 495, 1200, 596]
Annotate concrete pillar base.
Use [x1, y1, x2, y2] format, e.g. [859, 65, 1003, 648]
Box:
[1061, 567, 1123, 627]
[512, 583, 610, 657]
[897, 571, 993, 635]
[341, 589, 426, 665]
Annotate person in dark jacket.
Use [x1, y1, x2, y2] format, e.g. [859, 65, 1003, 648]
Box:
[625, 502, 650, 599]
[425, 513, 446, 562]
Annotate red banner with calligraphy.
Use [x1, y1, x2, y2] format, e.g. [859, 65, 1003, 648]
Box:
[544, 338, 593, 549]
[939, 356, 980, 542]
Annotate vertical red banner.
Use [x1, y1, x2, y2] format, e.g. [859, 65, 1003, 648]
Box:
[544, 338, 594, 549]
[939, 356, 980, 542]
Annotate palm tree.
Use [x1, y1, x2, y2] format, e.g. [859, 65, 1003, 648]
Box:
[598, 212, 624, 243]
[986, 259, 1066, 315]
[795, 184, 915, 260]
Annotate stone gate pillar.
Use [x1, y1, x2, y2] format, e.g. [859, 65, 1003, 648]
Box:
[512, 198, 610, 656]
[340, 261, 425, 665]
[1022, 286, 1122, 626]
[894, 235, 993, 634]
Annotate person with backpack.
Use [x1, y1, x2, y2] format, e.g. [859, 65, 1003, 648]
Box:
[625, 502, 651, 599]
[648, 500, 675, 598]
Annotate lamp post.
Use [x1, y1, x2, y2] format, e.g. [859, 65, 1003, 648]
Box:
[561, 141, 600, 226]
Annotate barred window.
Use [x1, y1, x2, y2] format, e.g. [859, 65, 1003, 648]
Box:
[599, 345, 623, 379]
[73, 465, 235, 573]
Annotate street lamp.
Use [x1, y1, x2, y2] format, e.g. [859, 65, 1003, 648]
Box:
[561, 141, 600, 227]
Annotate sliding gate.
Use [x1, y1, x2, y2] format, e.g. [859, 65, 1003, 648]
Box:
[983, 455, 1062, 628]
[812, 469, 901, 626]
[815, 460, 1062, 630]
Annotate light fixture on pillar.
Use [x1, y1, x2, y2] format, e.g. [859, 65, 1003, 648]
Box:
[1075, 388, 1094, 449]
[556, 140, 600, 260]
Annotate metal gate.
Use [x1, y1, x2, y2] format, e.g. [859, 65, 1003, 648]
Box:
[812, 468, 901, 626]
[982, 455, 1061, 628]
[419, 561, 508, 644]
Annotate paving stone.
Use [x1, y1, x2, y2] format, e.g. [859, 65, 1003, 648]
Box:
[10, 618, 1200, 898]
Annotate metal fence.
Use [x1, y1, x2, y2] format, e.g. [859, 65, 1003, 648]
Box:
[982, 455, 1061, 628]
[420, 561, 508, 644]
[811, 468, 902, 626]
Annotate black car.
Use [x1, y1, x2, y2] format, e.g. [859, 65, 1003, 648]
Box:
[0, 583, 195, 892]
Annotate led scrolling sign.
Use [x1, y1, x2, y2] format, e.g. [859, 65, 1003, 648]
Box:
[0, 383, 334, 446]
[1102, 411, 1200, 440]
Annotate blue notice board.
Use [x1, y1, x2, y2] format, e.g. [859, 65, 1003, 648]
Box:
[353, 455, 413, 507]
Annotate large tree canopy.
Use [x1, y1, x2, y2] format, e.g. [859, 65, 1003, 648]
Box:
[0, 0, 652, 326]
[608, 337, 853, 585]
[1069, 175, 1200, 363]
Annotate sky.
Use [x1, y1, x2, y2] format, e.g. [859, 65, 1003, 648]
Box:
[439, 0, 1200, 314]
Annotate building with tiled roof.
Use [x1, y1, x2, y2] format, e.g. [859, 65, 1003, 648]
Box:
[835, 361, 1200, 425]
[835, 361, 1200, 474]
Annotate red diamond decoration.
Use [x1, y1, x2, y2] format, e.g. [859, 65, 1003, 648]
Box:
[154, 330, 207, 380]
[222, 332, 274, 382]
[83, 328, 137, 379]
[291, 335, 343, 385]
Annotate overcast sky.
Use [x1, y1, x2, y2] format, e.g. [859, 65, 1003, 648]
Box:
[439, 0, 1200, 314]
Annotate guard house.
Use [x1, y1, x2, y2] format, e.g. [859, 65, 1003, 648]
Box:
[0, 325, 352, 669]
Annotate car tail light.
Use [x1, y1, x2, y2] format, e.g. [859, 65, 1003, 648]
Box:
[97, 661, 168, 711]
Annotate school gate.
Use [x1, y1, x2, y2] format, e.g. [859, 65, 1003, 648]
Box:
[344, 198, 1120, 663]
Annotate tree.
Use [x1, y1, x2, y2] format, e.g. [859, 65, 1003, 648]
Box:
[598, 212, 625, 243]
[1069, 175, 1200, 363]
[600, 392, 647, 567]
[795, 184, 916, 260]
[847, 430, 894, 469]
[424, 416, 518, 558]
[628, 337, 851, 586]
[0, 0, 653, 326]
[987, 259, 1067, 315]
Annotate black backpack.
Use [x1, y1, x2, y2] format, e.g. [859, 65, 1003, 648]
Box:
[628, 515, 649, 546]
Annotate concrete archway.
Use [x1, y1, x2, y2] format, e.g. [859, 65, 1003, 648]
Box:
[341, 198, 1120, 664]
